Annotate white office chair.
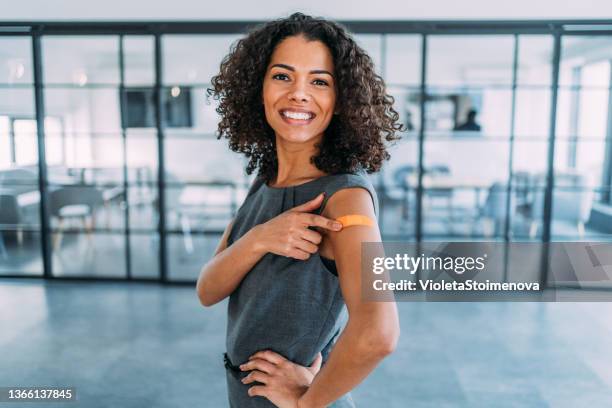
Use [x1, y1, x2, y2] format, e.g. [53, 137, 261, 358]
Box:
[529, 173, 593, 238]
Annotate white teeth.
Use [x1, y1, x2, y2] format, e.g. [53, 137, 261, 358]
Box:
[282, 110, 313, 120]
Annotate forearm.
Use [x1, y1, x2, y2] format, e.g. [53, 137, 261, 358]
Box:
[298, 318, 396, 408]
[196, 226, 265, 306]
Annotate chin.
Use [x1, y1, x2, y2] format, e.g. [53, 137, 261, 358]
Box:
[273, 126, 323, 144]
[278, 133, 319, 144]
[279, 133, 317, 143]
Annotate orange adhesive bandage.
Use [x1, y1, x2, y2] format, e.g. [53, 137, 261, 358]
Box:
[335, 214, 375, 227]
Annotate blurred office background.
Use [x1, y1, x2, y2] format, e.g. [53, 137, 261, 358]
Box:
[2, 20, 612, 284]
[3, 1, 612, 407]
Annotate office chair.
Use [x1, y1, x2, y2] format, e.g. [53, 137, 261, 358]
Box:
[48, 185, 104, 251]
[529, 173, 593, 238]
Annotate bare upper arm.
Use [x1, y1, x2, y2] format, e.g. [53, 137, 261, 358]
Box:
[321, 188, 381, 313]
[213, 218, 235, 256]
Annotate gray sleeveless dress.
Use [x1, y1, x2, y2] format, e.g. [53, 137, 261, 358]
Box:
[223, 169, 379, 408]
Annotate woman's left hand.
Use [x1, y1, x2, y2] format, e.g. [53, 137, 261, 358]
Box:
[240, 350, 322, 408]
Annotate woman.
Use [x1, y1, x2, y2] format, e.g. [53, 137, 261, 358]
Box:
[197, 12, 403, 408]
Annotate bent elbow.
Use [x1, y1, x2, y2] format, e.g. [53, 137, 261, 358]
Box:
[198, 292, 214, 307]
[378, 326, 400, 356]
[357, 320, 400, 358]
[196, 282, 217, 307]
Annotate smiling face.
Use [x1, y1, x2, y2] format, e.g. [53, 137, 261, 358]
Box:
[262, 35, 337, 146]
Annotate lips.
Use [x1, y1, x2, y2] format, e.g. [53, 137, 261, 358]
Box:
[279, 108, 316, 121]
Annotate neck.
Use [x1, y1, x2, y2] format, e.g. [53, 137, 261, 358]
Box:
[271, 133, 327, 187]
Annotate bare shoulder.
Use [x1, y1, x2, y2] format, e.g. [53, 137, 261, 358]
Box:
[321, 187, 376, 220]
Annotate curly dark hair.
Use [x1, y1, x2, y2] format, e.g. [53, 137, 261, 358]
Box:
[207, 12, 404, 183]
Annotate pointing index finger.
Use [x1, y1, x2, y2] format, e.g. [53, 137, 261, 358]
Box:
[304, 213, 343, 231]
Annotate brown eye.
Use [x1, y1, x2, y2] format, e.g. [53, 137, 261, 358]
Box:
[313, 79, 329, 86]
[272, 73, 289, 81]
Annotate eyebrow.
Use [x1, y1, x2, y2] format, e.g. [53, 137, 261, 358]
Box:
[270, 63, 334, 78]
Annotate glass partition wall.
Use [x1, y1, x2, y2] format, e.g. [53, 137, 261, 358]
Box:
[1, 22, 611, 284]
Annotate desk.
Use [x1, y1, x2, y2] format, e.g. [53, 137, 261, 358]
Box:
[402, 174, 495, 221]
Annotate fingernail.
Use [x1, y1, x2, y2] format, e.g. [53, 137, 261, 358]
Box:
[334, 222, 342, 229]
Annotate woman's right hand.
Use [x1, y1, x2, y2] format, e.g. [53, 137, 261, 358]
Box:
[253, 193, 343, 260]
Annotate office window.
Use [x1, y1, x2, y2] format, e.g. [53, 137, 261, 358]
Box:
[0, 37, 33, 85]
[551, 36, 612, 240]
[42, 37, 120, 85]
[354, 34, 383, 76]
[0, 37, 42, 276]
[423, 36, 514, 239]
[42, 36, 127, 278]
[380, 35, 422, 238]
[0, 24, 610, 283]
[511, 36, 554, 240]
[124, 36, 155, 86]
[162, 35, 248, 281]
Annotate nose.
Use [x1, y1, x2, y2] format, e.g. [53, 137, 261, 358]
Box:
[287, 80, 310, 103]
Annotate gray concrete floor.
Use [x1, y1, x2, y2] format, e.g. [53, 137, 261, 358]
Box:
[2, 279, 612, 407]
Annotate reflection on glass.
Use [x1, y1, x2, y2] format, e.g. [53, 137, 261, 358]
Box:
[427, 36, 514, 86]
[42, 36, 120, 85]
[0, 37, 33, 85]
